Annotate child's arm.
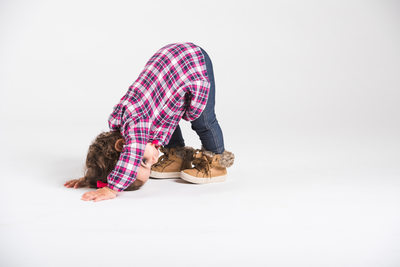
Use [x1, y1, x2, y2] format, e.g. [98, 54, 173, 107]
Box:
[105, 117, 151, 192]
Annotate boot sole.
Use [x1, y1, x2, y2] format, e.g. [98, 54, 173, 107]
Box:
[180, 171, 227, 184]
[150, 170, 181, 179]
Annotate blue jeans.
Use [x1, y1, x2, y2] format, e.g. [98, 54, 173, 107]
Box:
[165, 47, 225, 154]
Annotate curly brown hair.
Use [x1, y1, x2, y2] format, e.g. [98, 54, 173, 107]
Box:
[83, 131, 143, 191]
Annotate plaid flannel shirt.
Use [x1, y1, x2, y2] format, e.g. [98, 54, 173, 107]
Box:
[106, 42, 210, 191]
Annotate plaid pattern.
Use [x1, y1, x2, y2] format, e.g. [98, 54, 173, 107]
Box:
[107, 42, 210, 191]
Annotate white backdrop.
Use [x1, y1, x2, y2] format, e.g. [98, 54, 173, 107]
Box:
[1, 0, 399, 266]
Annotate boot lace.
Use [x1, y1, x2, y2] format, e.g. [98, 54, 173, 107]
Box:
[152, 147, 174, 168]
[192, 151, 211, 175]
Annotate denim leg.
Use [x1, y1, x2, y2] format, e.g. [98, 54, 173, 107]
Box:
[190, 47, 225, 154]
[164, 124, 185, 148]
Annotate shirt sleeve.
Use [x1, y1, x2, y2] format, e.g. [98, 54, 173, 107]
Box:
[106, 116, 152, 192]
[182, 80, 210, 122]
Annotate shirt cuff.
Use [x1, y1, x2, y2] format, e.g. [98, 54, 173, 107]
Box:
[107, 183, 124, 192]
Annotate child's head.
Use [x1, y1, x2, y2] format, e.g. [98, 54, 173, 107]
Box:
[84, 131, 159, 190]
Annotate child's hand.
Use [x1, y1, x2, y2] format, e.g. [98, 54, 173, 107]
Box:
[64, 177, 87, 188]
[81, 187, 118, 202]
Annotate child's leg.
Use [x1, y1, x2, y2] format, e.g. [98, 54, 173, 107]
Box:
[164, 124, 185, 148]
[190, 47, 225, 154]
[180, 47, 235, 183]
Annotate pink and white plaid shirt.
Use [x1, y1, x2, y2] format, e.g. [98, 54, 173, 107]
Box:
[106, 42, 210, 191]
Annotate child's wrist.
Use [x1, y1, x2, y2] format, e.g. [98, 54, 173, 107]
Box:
[105, 186, 119, 195]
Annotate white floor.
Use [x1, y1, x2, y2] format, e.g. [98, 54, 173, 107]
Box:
[1, 123, 399, 267]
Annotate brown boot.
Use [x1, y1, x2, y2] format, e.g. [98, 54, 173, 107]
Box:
[180, 148, 235, 184]
[150, 146, 196, 179]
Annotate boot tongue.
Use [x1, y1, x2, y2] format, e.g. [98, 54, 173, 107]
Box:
[210, 155, 221, 167]
[202, 153, 214, 162]
[193, 151, 203, 158]
[192, 155, 211, 174]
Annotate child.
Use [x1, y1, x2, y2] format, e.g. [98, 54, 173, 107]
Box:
[64, 42, 234, 202]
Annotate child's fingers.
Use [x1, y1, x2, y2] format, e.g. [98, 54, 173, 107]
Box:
[81, 191, 96, 201]
[65, 177, 85, 187]
[72, 178, 87, 188]
[65, 179, 78, 187]
[93, 196, 105, 202]
[92, 190, 116, 202]
[93, 194, 115, 202]
[74, 181, 82, 188]
[92, 192, 106, 202]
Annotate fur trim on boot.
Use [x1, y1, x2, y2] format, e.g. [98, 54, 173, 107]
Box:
[200, 146, 235, 168]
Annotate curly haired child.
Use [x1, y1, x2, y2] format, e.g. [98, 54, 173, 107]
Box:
[64, 42, 235, 202]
